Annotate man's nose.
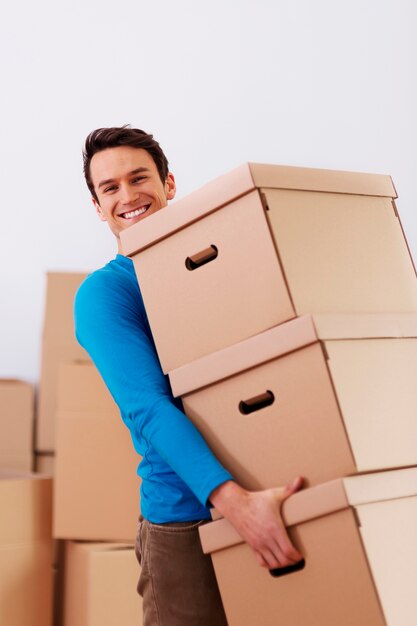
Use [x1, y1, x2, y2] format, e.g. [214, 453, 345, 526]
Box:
[119, 184, 136, 204]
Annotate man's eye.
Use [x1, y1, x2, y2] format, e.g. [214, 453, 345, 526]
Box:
[132, 176, 146, 184]
[104, 185, 117, 193]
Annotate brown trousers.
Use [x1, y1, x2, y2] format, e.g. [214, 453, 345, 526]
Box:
[135, 517, 228, 626]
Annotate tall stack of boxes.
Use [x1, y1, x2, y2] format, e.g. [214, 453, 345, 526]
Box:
[34, 272, 143, 625]
[0, 271, 143, 625]
[0, 273, 72, 625]
[36, 272, 89, 459]
[121, 162, 417, 626]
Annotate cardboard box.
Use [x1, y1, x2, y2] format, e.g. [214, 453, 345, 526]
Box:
[121, 163, 417, 372]
[53, 361, 141, 541]
[0, 379, 33, 471]
[63, 541, 142, 626]
[200, 467, 417, 626]
[169, 314, 417, 488]
[36, 272, 89, 452]
[0, 471, 53, 626]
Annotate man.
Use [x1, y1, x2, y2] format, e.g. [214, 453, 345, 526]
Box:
[75, 125, 303, 625]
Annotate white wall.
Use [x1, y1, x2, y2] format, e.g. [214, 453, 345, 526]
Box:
[1, 0, 416, 382]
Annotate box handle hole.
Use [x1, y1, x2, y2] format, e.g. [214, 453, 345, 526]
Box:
[269, 559, 305, 578]
[239, 390, 275, 415]
[185, 245, 218, 270]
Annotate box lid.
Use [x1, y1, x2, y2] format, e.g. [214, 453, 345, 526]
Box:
[200, 468, 417, 555]
[343, 467, 417, 506]
[169, 315, 318, 397]
[249, 163, 396, 198]
[169, 314, 417, 398]
[313, 313, 417, 340]
[121, 163, 396, 256]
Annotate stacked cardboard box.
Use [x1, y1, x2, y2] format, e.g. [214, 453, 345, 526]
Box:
[199, 468, 417, 626]
[121, 162, 417, 625]
[32, 272, 143, 624]
[62, 541, 142, 626]
[53, 360, 141, 542]
[0, 379, 34, 471]
[36, 272, 89, 452]
[169, 313, 417, 488]
[52, 360, 142, 624]
[0, 471, 53, 626]
[121, 163, 417, 372]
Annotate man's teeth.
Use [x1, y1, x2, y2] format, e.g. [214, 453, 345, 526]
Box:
[123, 206, 149, 219]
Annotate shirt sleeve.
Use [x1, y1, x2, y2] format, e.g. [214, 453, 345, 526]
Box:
[74, 269, 233, 506]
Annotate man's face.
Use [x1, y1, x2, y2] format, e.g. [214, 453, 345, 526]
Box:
[90, 146, 176, 250]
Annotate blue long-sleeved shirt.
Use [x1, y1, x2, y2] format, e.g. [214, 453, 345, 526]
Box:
[74, 253, 233, 523]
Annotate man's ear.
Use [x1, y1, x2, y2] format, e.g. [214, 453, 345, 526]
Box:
[165, 173, 176, 201]
[92, 197, 107, 222]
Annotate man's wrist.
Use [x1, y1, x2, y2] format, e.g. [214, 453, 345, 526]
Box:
[209, 480, 248, 517]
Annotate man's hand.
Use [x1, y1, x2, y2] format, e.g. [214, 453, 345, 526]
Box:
[209, 477, 304, 569]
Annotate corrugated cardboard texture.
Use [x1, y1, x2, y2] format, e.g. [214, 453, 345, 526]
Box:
[63, 541, 142, 626]
[37, 272, 89, 452]
[0, 474, 53, 626]
[53, 362, 141, 541]
[0, 380, 33, 471]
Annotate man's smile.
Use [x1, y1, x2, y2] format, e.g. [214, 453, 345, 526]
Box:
[119, 204, 151, 219]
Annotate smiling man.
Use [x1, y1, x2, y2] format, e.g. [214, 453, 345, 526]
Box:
[88, 144, 176, 246]
[75, 126, 303, 626]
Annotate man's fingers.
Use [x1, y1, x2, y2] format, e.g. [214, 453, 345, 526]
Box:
[256, 526, 303, 568]
[271, 521, 303, 564]
[254, 550, 269, 568]
[255, 542, 301, 570]
[281, 475, 304, 500]
[276, 532, 303, 563]
[255, 547, 287, 570]
[260, 547, 280, 569]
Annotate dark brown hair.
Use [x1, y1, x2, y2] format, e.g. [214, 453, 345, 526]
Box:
[83, 125, 169, 203]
